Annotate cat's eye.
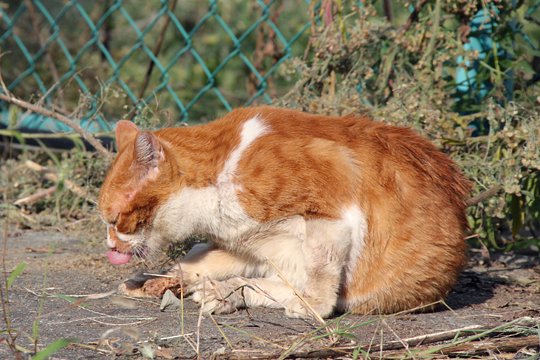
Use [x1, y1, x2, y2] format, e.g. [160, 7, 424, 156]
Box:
[103, 213, 119, 226]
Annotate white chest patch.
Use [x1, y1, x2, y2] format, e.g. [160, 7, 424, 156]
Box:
[153, 116, 270, 246]
[214, 115, 269, 241]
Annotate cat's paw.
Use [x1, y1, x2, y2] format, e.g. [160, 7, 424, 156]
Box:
[284, 297, 334, 319]
[190, 279, 244, 315]
[118, 276, 183, 298]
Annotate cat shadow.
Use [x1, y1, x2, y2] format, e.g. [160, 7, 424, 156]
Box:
[443, 268, 503, 311]
[444, 251, 540, 311]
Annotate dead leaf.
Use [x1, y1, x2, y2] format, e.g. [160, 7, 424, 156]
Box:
[155, 346, 174, 359]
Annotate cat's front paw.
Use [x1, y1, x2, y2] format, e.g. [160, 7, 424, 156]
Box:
[118, 275, 183, 298]
[190, 279, 245, 315]
[284, 297, 334, 319]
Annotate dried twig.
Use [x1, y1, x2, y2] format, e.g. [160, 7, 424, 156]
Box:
[419, 0, 442, 68]
[0, 152, 20, 356]
[401, 0, 429, 33]
[208, 312, 234, 351]
[70, 342, 112, 355]
[223, 318, 538, 360]
[381, 324, 483, 350]
[302, 1, 317, 60]
[0, 92, 112, 160]
[14, 186, 57, 206]
[467, 185, 504, 206]
[388, 334, 540, 358]
[381, 319, 414, 358]
[137, 0, 178, 100]
[382, 0, 393, 22]
[247, 0, 283, 98]
[234, 333, 540, 359]
[24, 160, 96, 205]
[0, 129, 110, 140]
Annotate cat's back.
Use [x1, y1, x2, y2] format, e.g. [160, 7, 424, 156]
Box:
[219, 106, 447, 160]
[223, 107, 467, 190]
[222, 106, 367, 143]
[226, 107, 469, 233]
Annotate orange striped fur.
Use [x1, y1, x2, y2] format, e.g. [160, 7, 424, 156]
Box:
[99, 106, 470, 318]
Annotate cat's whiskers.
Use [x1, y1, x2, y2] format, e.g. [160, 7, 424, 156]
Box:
[133, 241, 164, 270]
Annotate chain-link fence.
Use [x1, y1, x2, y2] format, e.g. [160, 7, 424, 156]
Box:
[0, 0, 311, 132]
[2, 1, 539, 135]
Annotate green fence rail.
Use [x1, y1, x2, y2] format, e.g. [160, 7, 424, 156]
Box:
[0, 0, 311, 132]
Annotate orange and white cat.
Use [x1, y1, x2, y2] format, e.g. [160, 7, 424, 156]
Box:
[99, 106, 470, 318]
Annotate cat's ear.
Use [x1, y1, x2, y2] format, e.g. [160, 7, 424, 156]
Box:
[116, 120, 139, 152]
[134, 131, 164, 176]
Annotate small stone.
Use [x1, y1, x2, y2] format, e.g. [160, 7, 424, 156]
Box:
[160, 289, 181, 311]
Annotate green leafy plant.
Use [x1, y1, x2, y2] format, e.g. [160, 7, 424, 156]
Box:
[31, 339, 74, 360]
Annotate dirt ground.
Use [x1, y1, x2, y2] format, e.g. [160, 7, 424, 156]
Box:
[1, 229, 539, 359]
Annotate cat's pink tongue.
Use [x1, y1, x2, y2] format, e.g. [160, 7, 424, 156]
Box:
[106, 250, 133, 265]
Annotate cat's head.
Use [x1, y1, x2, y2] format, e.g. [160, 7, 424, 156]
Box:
[99, 121, 176, 265]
